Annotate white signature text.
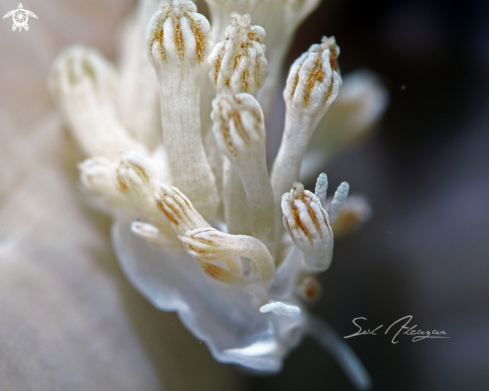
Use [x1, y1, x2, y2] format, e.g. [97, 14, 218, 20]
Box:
[343, 315, 450, 343]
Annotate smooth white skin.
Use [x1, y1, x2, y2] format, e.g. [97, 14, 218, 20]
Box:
[222, 157, 253, 236]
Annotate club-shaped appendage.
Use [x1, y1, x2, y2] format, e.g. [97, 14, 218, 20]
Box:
[180, 227, 275, 288]
[154, 184, 211, 237]
[282, 181, 335, 272]
[208, 12, 268, 96]
[147, 0, 211, 74]
[284, 36, 341, 119]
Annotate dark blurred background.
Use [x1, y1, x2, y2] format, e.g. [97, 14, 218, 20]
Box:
[250, 0, 489, 390]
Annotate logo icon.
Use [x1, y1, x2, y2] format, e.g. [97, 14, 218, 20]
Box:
[3, 3, 37, 32]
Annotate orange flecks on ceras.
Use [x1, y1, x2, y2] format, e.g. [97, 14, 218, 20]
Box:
[290, 71, 300, 98]
[329, 46, 338, 72]
[323, 75, 335, 105]
[151, 27, 165, 63]
[191, 234, 216, 247]
[303, 195, 321, 232]
[185, 242, 217, 259]
[166, 193, 194, 224]
[233, 53, 242, 70]
[249, 103, 261, 124]
[199, 261, 226, 279]
[173, 17, 185, 61]
[246, 104, 262, 137]
[291, 198, 312, 242]
[230, 109, 250, 146]
[241, 68, 250, 92]
[288, 183, 316, 242]
[213, 48, 224, 84]
[194, 247, 218, 259]
[185, 242, 197, 253]
[189, 16, 206, 63]
[165, 200, 183, 220]
[218, 112, 237, 157]
[156, 200, 179, 225]
[129, 163, 149, 182]
[303, 57, 324, 106]
[178, 191, 191, 209]
[253, 63, 263, 89]
[198, 261, 245, 286]
[117, 177, 128, 192]
[158, 29, 165, 62]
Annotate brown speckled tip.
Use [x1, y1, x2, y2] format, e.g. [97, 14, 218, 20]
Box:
[156, 200, 179, 225]
[303, 57, 325, 106]
[150, 4, 207, 64]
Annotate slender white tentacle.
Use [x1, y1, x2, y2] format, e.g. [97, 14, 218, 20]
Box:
[307, 315, 372, 391]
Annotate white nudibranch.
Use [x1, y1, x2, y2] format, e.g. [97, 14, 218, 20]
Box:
[49, 0, 389, 389]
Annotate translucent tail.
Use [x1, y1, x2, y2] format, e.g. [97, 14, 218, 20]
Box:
[307, 315, 372, 390]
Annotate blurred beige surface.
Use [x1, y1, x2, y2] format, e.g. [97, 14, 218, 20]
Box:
[0, 1, 239, 390]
